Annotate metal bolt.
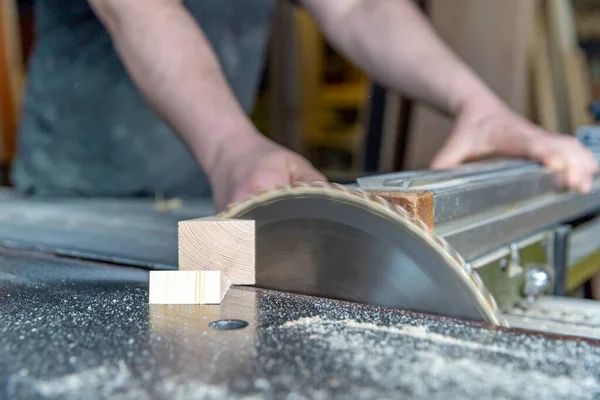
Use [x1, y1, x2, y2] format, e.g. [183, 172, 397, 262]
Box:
[522, 264, 553, 302]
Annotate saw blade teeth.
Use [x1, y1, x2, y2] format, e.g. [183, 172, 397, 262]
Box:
[435, 236, 466, 265]
[363, 192, 376, 202]
[221, 201, 241, 215]
[449, 249, 465, 265]
[434, 235, 450, 249]
[292, 181, 311, 188]
[471, 271, 486, 291]
[464, 263, 473, 274]
[414, 218, 430, 233]
[372, 195, 392, 209]
[486, 292, 499, 310]
[256, 189, 272, 197]
[242, 196, 256, 204]
[330, 183, 347, 191]
[393, 205, 410, 218]
[311, 181, 329, 188]
[349, 188, 366, 197]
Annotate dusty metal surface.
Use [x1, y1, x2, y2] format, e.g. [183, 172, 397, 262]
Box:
[0, 189, 214, 269]
[1, 248, 600, 399]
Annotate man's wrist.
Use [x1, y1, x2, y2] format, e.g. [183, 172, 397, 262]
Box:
[189, 124, 265, 179]
[450, 82, 504, 117]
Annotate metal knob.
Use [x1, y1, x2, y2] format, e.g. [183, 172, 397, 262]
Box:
[522, 264, 553, 303]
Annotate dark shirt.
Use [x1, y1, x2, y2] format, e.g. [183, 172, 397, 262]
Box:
[11, 0, 275, 199]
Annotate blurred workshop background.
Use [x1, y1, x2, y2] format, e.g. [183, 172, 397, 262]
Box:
[1, 0, 600, 184]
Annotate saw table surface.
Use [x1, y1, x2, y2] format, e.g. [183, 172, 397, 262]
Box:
[1, 248, 600, 400]
[1, 191, 600, 399]
[0, 188, 214, 269]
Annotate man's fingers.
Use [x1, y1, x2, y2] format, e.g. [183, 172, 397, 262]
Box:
[429, 135, 472, 169]
[536, 138, 598, 193]
[298, 164, 328, 183]
[571, 144, 597, 193]
[290, 156, 328, 183]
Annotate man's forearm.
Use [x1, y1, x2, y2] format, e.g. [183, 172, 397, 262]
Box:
[302, 0, 501, 115]
[89, 0, 261, 175]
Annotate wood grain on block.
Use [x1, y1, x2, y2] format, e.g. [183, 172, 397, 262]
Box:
[374, 191, 435, 232]
[178, 218, 255, 285]
[149, 270, 231, 304]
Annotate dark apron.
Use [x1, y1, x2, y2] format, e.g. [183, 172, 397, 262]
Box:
[11, 0, 275, 198]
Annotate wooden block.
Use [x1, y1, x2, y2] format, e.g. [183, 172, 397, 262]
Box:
[149, 270, 231, 304]
[373, 191, 435, 232]
[178, 218, 255, 285]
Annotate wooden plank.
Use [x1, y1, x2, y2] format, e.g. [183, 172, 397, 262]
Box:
[149, 270, 231, 304]
[268, 0, 303, 153]
[564, 47, 593, 131]
[530, 1, 560, 132]
[373, 190, 435, 232]
[297, 7, 323, 157]
[0, 0, 24, 163]
[403, 0, 535, 170]
[178, 218, 256, 285]
[376, 92, 403, 173]
[546, 0, 593, 133]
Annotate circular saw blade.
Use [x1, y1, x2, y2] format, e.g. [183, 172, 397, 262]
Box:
[219, 182, 506, 326]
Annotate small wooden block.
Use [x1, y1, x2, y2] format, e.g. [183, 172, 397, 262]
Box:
[178, 218, 255, 285]
[149, 270, 231, 304]
[373, 191, 435, 232]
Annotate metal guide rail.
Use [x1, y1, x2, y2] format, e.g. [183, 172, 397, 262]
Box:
[358, 159, 600, 312]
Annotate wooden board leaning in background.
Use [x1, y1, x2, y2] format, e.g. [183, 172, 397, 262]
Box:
[402, 0, 535, 170]
[0, 0, 25, 165]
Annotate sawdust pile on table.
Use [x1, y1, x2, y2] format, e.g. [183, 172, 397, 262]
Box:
[277, 315, 600, 400]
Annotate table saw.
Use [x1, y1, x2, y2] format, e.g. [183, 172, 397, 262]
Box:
[2, 159, 600, 399]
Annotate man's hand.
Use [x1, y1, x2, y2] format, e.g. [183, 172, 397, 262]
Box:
[302, 0, 598, 192]
[430, 96, 599, 193]
[208, 136, 326, 212]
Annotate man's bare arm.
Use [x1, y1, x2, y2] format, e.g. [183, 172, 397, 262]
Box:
[88, 0, 263, 177]
[299, 0, 498, 115]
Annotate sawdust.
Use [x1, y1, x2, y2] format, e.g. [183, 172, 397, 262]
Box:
[4, 262, 600, 400]
[8, 361, 259, 400]
[511, 306, 600, 326]
[278, 316, 600, 399]
[7, 361, 148, 399]
[398, 351, 600, 399]
[285, 317, 507, 355]
[155, 380, 264, 400]
[154, 194, 183, 211]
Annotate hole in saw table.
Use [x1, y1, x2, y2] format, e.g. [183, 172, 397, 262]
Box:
[209, 319, 249, 331]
